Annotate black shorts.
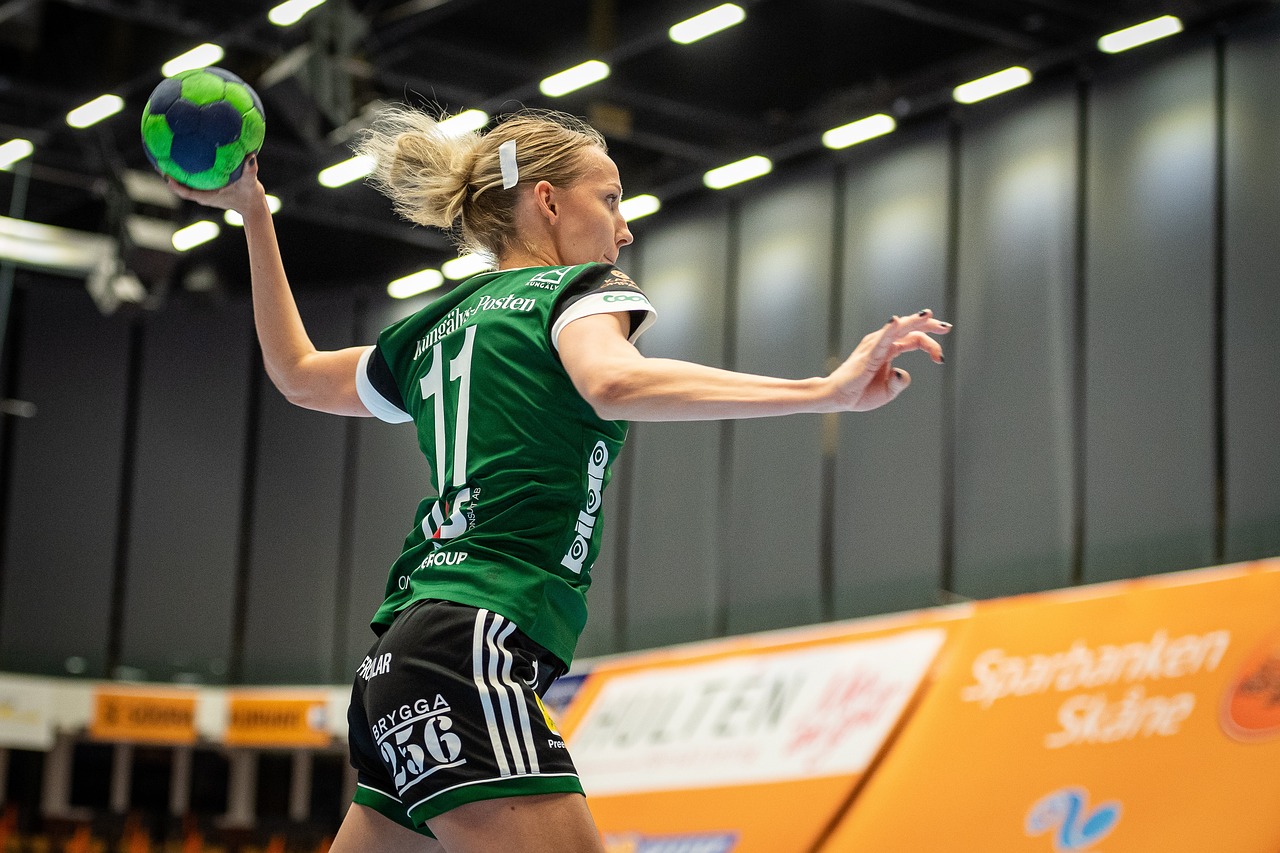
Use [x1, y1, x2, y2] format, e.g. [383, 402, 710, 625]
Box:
[347, 599, 583, 833]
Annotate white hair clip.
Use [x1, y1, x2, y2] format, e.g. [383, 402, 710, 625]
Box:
[499, 140, 519, 189]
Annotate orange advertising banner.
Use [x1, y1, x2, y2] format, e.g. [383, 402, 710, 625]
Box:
[819, 559, 1280, 853]
[223, 691, 332, 748]
[560, 611, 964, 853]
[90, 687, 197, 744]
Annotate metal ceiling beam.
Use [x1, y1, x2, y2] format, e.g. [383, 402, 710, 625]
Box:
[0, 0, 37, 26]
[1016, 0, 1107, 24]
[368, 36, 759, 164]
[47, 0, 282, 54]
[843, 0, 1045, 52]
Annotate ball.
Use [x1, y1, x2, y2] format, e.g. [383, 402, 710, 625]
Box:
[141, 67, 265, 191]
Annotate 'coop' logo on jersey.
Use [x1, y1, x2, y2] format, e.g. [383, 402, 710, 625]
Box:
[561, 441, 609, 575]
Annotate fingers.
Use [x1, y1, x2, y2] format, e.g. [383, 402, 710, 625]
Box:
[163, 155, 261, 211]
[885, 309, 951, 338]
[891, 330, 946, 364]
[866, 310, 951, 367]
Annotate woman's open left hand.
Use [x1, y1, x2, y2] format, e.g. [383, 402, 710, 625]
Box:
[826, 309, 951, 412]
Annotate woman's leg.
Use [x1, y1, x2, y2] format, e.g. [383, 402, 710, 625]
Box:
[427, 792, 605, 853]
[330, 803, 445, 853]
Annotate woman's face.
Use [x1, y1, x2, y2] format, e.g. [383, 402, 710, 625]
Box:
[549, 146, 634, 266]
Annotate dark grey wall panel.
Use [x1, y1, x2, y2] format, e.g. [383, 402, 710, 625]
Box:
[1224, 18, 1280, 563]
[620, 204, 731, 652]
[726, 171, 835, 635]
[954, 92, 1079, 597]
[833, 133, 949, 618]
[0, 288, 130, 676]
[240, 293, 355, 684]
[119, 297, 253, 682]
[342, 295, 434, 674]
[1083, 47, 1218, 582]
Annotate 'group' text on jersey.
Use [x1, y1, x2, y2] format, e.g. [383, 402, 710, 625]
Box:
[355, 263, 656, 666]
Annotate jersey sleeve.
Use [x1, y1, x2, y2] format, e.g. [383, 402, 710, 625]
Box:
[550, 265, 657, 351]
[356, 344, 413, 424]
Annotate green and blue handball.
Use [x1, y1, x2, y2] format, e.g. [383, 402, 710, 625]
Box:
[141, 67, 265, 190]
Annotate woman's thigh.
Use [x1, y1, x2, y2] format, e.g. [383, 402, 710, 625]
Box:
[427, 792, 605, 853]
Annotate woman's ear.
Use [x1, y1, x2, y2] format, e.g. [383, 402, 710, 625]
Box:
[533, 180, 558, 223]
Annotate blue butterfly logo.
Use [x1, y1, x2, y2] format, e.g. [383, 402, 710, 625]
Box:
[1026, 787, 1122, 851]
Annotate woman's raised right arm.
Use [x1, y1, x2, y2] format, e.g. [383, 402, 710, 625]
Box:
[167, 158, 373, 417]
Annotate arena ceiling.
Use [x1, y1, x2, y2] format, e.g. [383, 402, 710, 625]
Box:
[0, 0, 1271, 304]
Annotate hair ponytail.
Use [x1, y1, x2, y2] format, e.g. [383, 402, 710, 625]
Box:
[356, 106, 607, 258]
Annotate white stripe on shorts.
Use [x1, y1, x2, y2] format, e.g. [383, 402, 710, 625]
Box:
[491, 616, 541, 774]
[471, 609, 540, 777]
[486, 617, 526, 774]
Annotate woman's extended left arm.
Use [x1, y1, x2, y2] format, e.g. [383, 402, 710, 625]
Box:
[557, 309, 949, 422]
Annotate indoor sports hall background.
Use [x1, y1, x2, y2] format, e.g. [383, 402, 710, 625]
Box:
[1, 1, 1278, 851]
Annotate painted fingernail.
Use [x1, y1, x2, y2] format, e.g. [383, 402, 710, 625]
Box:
[894, 368, 905, 379]
[918, 309, 930, 316]
[940, 322, 952, 328]
[938, 355, 946, 363]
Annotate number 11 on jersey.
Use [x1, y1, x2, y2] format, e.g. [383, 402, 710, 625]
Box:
[419, 325, 477, 496]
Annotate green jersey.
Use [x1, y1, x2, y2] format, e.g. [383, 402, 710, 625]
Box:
[355, 263, 656, 666]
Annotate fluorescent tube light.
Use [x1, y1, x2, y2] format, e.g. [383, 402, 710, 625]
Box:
[161, 43, 225, 77]
[669, 4, 746, 44]
[0, 139, 34, 170]
[0, 215, 115, 274]
[318, 155, 375, 188]
[441, 254, 493, 280]
[953, 66, 1033, 105]
[619, 194, 661, 221]
[1098, 16, 1183, 54]
[539, 60, 610, 97]
[822, 114, 896, 149]
[224, 195, 282, 226]
[67, 94, 125, 129]
[437, 109, 490, 136]
[388, 268, 445, 299]
[703, 155, 772, 190]
[269, 0, 326, 26]
[172, 220, 220, 251]
[125, 216, 179, 252]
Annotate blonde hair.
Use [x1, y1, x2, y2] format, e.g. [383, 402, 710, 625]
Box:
[355, 106, 607, 258]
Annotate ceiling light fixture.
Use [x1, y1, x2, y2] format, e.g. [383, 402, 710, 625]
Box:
[388, 268, 445, 299]
[703, 155, 772, 190]
[539, 60, 611, 97]
[822, 114, 897, 149]
[441, 254, 493, 280]
[952, 66, 1033, 105]
[0, 139, 34, 170]
[224, 195, 282, 226]
[669, 4, 746, 45]
[161, 43, 225, 77]
[1098, 16, 1183, 54]
[437, 109, 490, 136]
[619, 194, 661, 221]
[268, 0, 327, 27]
[67, 95, 125, 129]
[171, 220, 220, 252]
[318, 155, 375, 188]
